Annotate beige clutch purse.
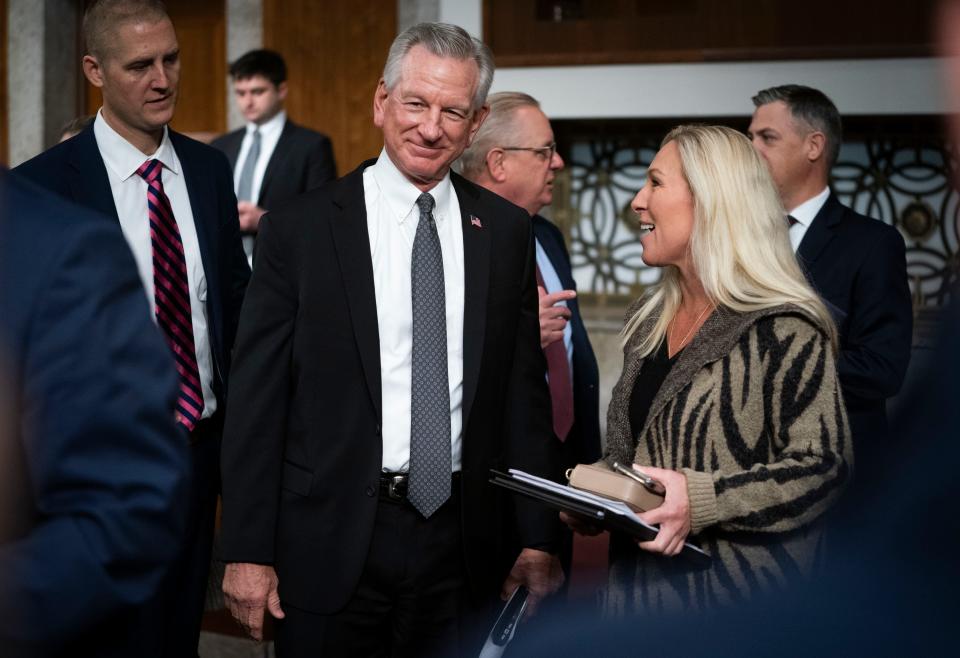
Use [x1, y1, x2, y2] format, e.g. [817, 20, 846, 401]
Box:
[565, 462, 664, 513]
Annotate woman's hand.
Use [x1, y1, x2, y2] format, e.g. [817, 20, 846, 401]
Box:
[635, 465, 691, 556]
[559, 511, 603, 536]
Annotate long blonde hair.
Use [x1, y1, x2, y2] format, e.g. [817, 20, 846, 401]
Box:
[622, 124, 837, 355]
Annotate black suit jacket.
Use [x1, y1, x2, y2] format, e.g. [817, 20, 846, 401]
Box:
[531, 215, 601, 467]
[220, 161, 559, 614]
[0, 171, 187, 657]
[210, 118, 336, 211]
[13, 125, 251, 409]
[797, 193, 912, 457]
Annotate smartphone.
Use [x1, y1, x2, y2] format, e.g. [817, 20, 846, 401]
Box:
[478, 585, 529, 657]
[612, 461, 667, 496]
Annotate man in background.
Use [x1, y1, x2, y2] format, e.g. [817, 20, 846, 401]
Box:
[13, 1, 250, 654]
[458, 92, 601, 575]
[211, 49, 337, 263]
[748, 84, 912, 483]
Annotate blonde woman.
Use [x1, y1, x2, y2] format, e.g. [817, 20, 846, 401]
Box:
[567, 125, 853, 612]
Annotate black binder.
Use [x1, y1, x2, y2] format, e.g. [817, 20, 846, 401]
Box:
[490, 469, 710, 568]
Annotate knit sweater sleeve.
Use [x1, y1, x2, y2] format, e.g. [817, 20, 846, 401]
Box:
[683, 315, 853, 535]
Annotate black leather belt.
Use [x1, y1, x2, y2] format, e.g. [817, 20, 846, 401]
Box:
[378, 472, 461, 502]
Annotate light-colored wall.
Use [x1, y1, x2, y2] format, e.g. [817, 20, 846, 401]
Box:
[7, 0, 79, 166]
[225, 0, 262, 131]
[493, 58, 949, 119]
[7, 0, 42, 166]
[398, 0, 481, 37]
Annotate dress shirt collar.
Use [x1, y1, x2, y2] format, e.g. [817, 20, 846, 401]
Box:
[787, 186, 830, 228]
[246, 109, 286, 139]
[369, 148, 453, 226]
[94, 109, 181, 181]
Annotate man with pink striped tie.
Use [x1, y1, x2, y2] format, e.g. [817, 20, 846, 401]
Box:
[13, 1, 250, 656]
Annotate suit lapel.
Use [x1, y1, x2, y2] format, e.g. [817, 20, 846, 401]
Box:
[329, 161, 382, 419]
[452, 173, 490, 429]
[170, 131, 223, 352]
[797, 192, 842, 271]
[222, 130, 243, 170]
[532, 216, 575, 290]
[66, 127, 121, 222]
[258, 120, 295, 205]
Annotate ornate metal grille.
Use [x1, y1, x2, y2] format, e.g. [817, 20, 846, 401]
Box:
[553, 118, 959, 308]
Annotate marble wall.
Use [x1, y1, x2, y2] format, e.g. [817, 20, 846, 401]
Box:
[7, 0, 80, 166]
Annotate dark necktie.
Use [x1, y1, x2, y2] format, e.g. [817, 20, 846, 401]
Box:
[787, 214, 799, 227]
[137, 159, 204, 432]
[408, 192, 451, 518]
[536, 266, 574, 441]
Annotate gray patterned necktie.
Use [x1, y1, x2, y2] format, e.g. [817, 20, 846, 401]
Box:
[408, 192, 451, 518]
[236, 128, 261, 202]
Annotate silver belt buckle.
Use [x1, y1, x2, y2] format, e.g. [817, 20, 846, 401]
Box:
[388, 474, 407, 500]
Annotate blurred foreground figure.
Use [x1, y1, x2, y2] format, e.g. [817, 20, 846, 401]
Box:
[0, 170, 187, 657]
[13, 1, 250, 654]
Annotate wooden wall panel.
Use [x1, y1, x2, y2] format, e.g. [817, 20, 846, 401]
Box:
[485, 0, 936, 67]
[1, 0, 7, 165]
[264, 0, 397, 172]
[84, 0, 226, 136]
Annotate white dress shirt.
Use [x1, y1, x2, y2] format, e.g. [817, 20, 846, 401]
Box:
[233, 109, 287, 204]
[787, 186, 831, 253]
[363, 150, 465, 473]
[93, 110, 216, 419]
[534, 239, 573, 373]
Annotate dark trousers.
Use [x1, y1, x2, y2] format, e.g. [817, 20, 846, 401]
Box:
[155, 419, 221, 657]
[275, 485, 490, 658]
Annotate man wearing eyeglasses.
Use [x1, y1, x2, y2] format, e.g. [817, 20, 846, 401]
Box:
[458, 92, 602, 575]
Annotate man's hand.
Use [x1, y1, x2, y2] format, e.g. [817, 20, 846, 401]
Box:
[559, 510, 603, 536]
[237, 201, 267, 233]
[500, 548, 564, 616]
[222, 562, 285, 641]
[538, 286, 576, 349]
[636, 465, 691, 557]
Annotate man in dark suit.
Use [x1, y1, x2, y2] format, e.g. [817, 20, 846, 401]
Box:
[0, 169, 187, 657]
[457, 91, 601, 531]
[12, 1, 250, 655]
[220, 22, 563, 657]
[211, 49, 337, 263]
[748, 84, 912, 481]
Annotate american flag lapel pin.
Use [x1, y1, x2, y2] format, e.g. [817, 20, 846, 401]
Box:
[470, 214, 483, 228]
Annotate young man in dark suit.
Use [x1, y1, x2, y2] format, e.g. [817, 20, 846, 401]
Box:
[0, 170, 187, 657]
[457, 92, 602, 573]
[12, 1, 250, 655]
[748, 84, 912, 483]
[220, 22, 563, 657]
[211, 49, 337, 263]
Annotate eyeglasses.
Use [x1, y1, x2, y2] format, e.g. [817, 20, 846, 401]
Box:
[501, 142, 557, 160]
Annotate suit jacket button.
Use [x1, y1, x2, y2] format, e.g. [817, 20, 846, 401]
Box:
[365, 485, 376, 497]
[375, 424, 382, 436]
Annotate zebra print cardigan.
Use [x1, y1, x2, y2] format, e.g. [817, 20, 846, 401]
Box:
[603, 301, 853, 613]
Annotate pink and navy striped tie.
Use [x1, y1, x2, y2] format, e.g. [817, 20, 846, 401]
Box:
[137, 158, 204, 432]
